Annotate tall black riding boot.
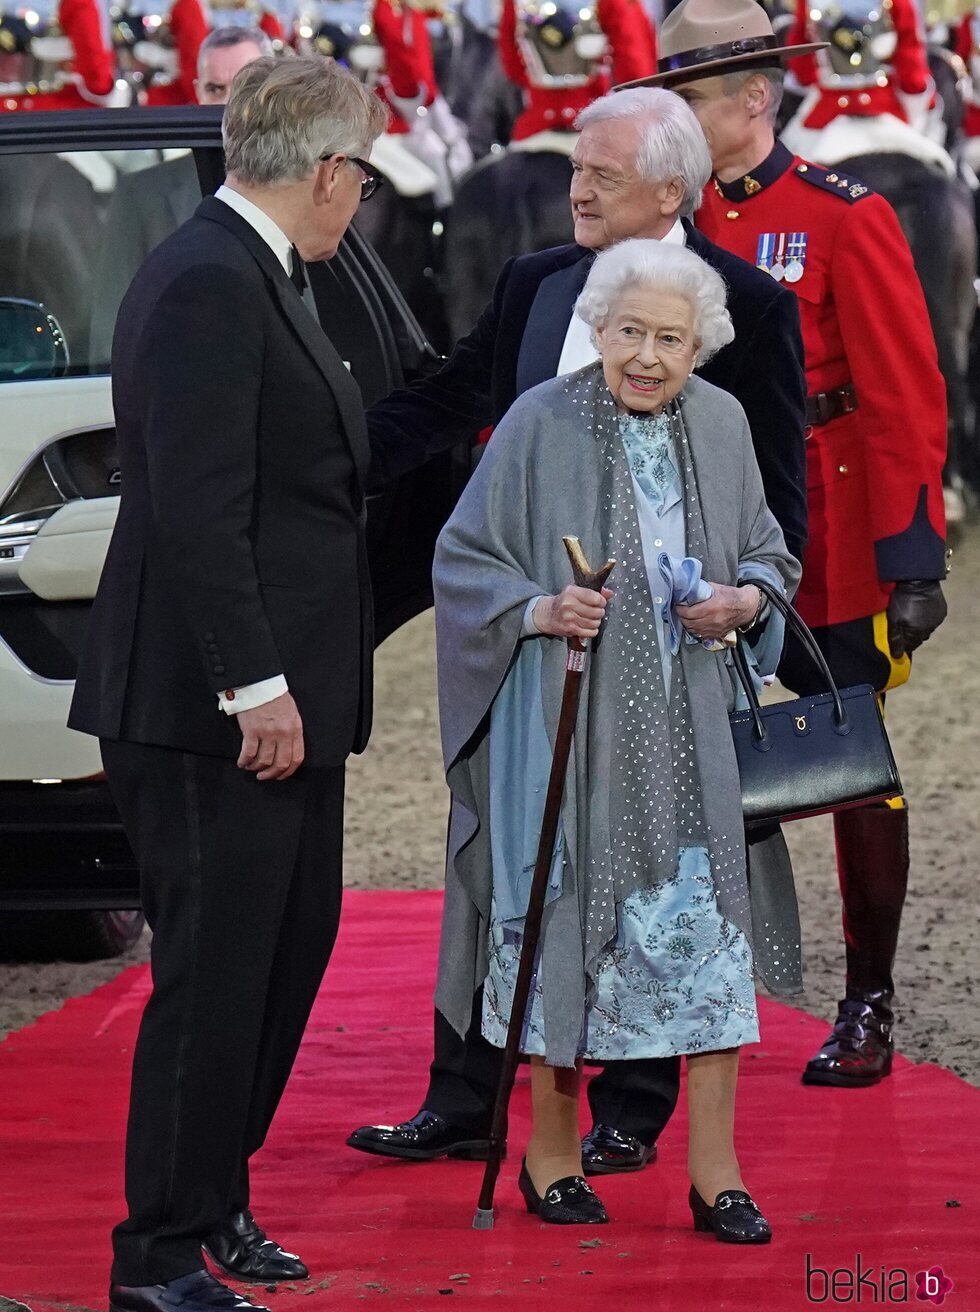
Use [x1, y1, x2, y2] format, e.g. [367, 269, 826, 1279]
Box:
[802, 803, 910, 1088]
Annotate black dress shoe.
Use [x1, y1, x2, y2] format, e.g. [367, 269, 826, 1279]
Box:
[518, 1159, 608, 1225]
[581, 1123, 657, 1176]
[689, 1187, 772, 1244]
[802, 996, 894, 1087]
[346, 1109, 494, 1161]
[203, 1211, 308, 1283]
[110, 1270, 270, 1312]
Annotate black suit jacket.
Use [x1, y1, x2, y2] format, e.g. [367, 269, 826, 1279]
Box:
[368, 221, 808, 562]
[69, 197, 373, 768]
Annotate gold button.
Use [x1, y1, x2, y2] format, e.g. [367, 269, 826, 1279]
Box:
[798, 163, 808, 172]
[726, 209, 740, 219]
[838, 95, 849, 107]
[838, 464, 848, 474]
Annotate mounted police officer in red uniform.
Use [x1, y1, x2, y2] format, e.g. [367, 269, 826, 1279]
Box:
[0, 0, 125, 110]
[498, 0, 657, 145]
[781, 0, 953, 175]
[622, 0, 948, 1090]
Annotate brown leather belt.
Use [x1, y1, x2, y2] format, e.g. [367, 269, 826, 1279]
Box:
[806, 383, 858, 428]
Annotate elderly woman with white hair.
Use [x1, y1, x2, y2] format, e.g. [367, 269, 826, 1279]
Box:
[432, 239, 801, 1242]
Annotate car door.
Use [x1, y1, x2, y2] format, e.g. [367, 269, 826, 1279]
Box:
[0, 106, 467, 787]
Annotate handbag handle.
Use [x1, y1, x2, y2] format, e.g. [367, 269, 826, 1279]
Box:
[732, 579, 851, 739]
[731, 638, 770, 745]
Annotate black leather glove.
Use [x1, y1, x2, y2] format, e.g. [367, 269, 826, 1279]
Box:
[886, 579, 947, 659]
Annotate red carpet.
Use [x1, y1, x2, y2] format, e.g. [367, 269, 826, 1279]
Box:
[1, 889, 976, 1311]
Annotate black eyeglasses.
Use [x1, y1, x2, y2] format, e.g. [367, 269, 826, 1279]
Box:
[350, 156, 384, 199]
[320, 152, 385, 200]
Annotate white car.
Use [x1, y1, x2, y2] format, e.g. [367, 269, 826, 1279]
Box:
[0, 107, 468, 959]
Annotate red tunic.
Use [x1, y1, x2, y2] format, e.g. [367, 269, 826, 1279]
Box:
[143, 0, 208, 106]
[596, 0, 657, 89]
[258, 9, 285, 42]
[0, 83, 106, 111]
[696, 144, 946, 629]
[0, 0, 116, 111]
[372, 0, 438, 134]
[787, 0, 930, 130]
[955, 13, 980, 138]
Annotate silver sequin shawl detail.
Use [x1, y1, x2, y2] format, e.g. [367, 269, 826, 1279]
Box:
[594, 384, 709, 978]
[432, 364, 801, 1066]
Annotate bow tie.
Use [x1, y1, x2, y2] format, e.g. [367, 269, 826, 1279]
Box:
[289, 247, 307, 294]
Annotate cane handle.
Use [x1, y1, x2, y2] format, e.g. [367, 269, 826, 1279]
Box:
[563, 535, 616, 593]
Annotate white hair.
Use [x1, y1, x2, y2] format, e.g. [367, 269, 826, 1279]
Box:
[575, 87, 712, 217]
[575, 239, 735, 364]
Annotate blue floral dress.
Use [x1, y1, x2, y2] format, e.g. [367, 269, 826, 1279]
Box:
[481, 411, 760, 1060]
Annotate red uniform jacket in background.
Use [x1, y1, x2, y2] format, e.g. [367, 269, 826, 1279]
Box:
[787, 0, 930, 128]
[143, 0, 208, 106]
[258, 9, 285, 42]
[0, 0, 116, 110]
[955, 13, 980, 138]
[697, 142, 946, 630]
[372, 0, 438, 133]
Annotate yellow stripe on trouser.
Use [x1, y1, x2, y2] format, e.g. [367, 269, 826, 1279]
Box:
[872, 610, 910, 809]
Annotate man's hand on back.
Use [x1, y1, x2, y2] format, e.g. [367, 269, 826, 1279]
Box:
[236, 691, 305, 781]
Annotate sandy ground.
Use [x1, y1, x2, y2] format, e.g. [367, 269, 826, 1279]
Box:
[2, 529, 978, 1085]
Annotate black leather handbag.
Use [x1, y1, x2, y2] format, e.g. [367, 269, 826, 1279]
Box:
[729, 580, 902, 827]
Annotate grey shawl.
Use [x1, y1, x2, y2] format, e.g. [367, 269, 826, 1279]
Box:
[432, 364, 802, 1065]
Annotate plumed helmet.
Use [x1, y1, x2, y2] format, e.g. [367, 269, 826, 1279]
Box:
[295, 0, 385, 75]
[513, 0, 607, 88]
[804, 0, 901, 88]
[0, 4, 56, 92]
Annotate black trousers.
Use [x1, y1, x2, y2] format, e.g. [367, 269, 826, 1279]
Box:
[102, 740, 344, 1287]
[424, 990, 682, 1146]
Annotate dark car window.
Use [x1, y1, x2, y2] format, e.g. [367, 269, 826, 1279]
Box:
[0, 133, 437, 400]
[0, 148, 199, 380]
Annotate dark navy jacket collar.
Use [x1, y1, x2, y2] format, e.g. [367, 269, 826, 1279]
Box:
[515, 251, 594, 396]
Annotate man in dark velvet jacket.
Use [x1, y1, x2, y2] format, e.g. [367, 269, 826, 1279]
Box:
[350, 86, 808, 1175]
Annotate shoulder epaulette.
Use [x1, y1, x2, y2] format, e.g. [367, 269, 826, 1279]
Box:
[794, 162, 874, 203]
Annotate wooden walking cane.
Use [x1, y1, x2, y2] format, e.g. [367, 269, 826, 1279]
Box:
[473, 536, 616, 1230]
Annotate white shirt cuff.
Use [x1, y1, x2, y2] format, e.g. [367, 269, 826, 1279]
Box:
[217, 674, 288, 715]
[523, 596, 548, 636]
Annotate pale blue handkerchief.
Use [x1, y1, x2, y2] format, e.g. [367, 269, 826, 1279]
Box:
[657, 553, 714, 654]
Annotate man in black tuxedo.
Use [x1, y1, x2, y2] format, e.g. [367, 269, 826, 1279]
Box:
[68, 57, 393, 1312]
[348, 86, 808, 1174]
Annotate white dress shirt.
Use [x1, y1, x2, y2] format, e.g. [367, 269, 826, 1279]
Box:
[214, 184, 293, 275]
[554, 220, 687, 379]
[527, 220, 687, 635]
[212, 185, 295, 715]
